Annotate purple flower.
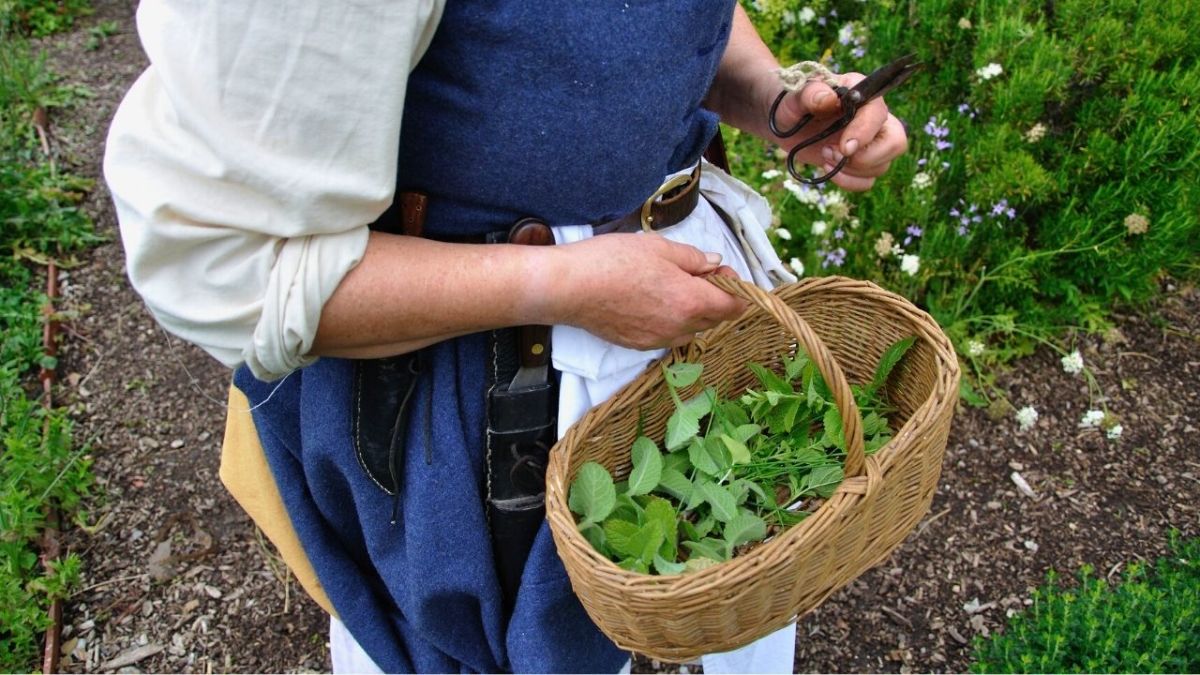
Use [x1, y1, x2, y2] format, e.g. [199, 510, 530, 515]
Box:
[949, 207, 960, 217]
[990, 199, 1009, 216]
[830, 8, 838, 17]
[906, 225, 923, 238]
[972, 215, 983, 223]
[821, 247, 846, 268]
[1006, 207, 1016, 220]
[851, 46, 866, 59]
[957, 224, 970, 236]
[968, 203, 978, 213]
[817, 16, 827, 26]
[918, 158, 928, 167]
[935, 139, 953, 151]
[833, 228, 845, 240]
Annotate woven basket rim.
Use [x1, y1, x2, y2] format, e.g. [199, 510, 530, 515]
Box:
[545, 275, 960, 593]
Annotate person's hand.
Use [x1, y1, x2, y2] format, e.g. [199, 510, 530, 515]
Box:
[543, 233, 746, 350]
[770, 72, 908, 192]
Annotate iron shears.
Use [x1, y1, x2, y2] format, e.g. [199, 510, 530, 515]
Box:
[769, 53, 921, 185]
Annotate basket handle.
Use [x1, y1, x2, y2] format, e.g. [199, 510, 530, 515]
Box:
[706, 275, 867, 478]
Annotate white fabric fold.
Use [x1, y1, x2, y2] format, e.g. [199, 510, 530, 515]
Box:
[104, 0, 444, 380]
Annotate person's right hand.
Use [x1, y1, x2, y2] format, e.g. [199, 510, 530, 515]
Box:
[540, 233, 745, 350]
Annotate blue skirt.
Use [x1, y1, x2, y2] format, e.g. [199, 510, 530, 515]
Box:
[235, 332, 626, 673]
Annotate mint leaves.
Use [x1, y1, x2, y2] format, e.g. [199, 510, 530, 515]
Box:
[568, 340, 915, 574]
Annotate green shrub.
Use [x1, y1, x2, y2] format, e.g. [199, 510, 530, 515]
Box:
[735, 0, 1200, 392]
[971, 535, 1199, 673]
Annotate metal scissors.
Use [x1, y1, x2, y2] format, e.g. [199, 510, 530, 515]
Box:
[769, 53, 921, 185]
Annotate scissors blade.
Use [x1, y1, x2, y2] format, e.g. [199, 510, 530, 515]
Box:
[852, 53, 922, 102]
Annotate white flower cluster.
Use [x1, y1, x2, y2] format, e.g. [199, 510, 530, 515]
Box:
[1061, 350, 1084, 375]
[1079, 409, 1105, 429]
[761, 169, 782, 180]
[967, 340, 985, 357]
[1107, 424, 1123, 440]
[911, 171, 933, 190]
[900, 254, 920, 276]
[797, 7, 816, 24]
[1016, 406, 1038, 431]
[811, 220, 828, 236]
[783, 178, 822, 208]
[774, 227, 792, 240]
[976, 62, 1004, 80]
[788, 257, 805, 277]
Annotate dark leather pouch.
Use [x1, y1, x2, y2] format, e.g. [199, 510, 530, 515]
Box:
[351, 352, 423, 495]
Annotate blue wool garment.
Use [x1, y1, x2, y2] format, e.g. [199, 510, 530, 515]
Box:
[236, 2, 736, 672]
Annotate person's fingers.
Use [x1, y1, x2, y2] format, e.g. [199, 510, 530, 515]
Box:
[691, 278, 746, 321]
[774, 81, 840, 137]
[847, 114, 908, 170]
[837, 73, 888, 158]
[828, 169, 876, 192]
[842, 158, 893, 179]
[670, 334, 695, 349]
[655, 236, 722, 275]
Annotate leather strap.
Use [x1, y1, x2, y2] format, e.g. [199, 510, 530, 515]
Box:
[591, 161, 702, 236]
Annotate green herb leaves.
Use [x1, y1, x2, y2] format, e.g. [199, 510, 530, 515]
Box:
[569, 339, 915, 575]
[569, 462, 616, 525]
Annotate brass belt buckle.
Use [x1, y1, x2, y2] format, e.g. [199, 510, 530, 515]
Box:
[640, 173, 694, 232]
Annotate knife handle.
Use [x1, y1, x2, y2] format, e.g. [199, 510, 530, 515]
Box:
[508, 218, 554, 369]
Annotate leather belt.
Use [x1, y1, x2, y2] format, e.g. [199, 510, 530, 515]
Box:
[591, 161, 702, 235]
[401, 161, 703, 243]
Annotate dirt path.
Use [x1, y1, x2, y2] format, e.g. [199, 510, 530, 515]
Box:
[44, 3, 1199, 673]
[47, 2, 327, 672]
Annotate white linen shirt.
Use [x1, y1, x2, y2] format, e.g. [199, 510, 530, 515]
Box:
[105, 0, 444, 380]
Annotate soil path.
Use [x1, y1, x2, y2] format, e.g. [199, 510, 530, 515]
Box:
[43, 2, 1199, 673]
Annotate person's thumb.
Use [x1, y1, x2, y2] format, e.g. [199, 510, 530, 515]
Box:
[659, 239, 722, 275]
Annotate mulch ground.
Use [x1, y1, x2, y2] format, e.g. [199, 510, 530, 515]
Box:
[39, 2, 1199, 672]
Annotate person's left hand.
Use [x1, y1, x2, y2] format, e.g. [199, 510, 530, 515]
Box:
[768, 72, 908, 192]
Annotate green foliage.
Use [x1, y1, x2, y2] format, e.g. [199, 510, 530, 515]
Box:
[971, 534, 1200, 673]
[1, 0, 91, 37]
[570, 338, 914, 573]
[0, 26, 95, 674]
[736, 0, 1200, 397]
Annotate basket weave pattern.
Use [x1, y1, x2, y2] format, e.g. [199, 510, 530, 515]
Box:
[545, 276, 960, 661]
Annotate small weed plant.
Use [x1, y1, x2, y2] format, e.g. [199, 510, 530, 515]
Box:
[1, 0, 90, 37]
[971, 534, 1200, 673]
[569, 338, 913, 573]
[0, 21, 96, 672]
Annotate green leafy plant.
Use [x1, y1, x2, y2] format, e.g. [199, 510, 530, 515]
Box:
[971, 534, 1200, 673]
[0, 24, 96, 673]
[569, 337, 914, 574]
[0, 0, 91, 37]
[733, 0, 1200, 402]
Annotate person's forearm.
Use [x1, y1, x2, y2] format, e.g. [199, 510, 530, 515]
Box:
[309, 229, 745, 362]
[311, 232, 556, 359]
[704, 5, 784, 140]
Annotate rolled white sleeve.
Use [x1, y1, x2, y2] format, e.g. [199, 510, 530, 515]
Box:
[104, 0, 444, 380]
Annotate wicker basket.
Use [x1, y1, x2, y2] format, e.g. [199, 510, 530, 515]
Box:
[545, 275, 960, 662]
